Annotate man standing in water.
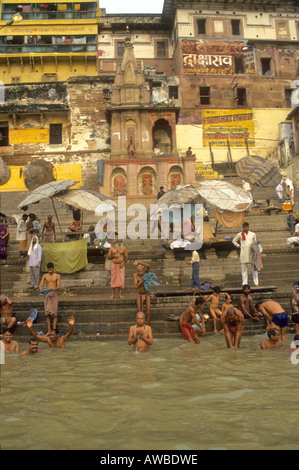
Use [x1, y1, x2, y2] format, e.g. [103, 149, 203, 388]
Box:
[179, 297, 206, 344]
[220, 307, 244, 349]
[26, 316, 75, 348]
[255, 300, 288, 341]
[39, 262, 60, 336]
[290, 281, 299, 335]
[128, 312, 153, 352]
[107, 233, 128, 299]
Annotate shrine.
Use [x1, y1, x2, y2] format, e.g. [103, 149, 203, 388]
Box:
[102, 36, 196, 206]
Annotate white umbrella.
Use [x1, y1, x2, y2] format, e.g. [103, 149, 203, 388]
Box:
[54, 189, 117, 215]
[17, 180, 78, 232]
[192, 180, 253, 213]
[17, 180, 78, 210]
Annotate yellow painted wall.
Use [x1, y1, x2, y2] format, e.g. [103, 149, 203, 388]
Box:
[10, 128, 49, 144]
[0, 163, 82, 192]
[176, 108, 290, 165]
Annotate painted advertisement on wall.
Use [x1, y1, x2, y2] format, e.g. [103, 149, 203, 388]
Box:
[10, 129, 49, 145]
[202, 109, 255, 148]
[0, 163, 82, 192]
[182, 39, 255, 75]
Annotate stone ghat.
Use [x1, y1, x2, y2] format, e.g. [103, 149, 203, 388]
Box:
[7, 291, 298, 343]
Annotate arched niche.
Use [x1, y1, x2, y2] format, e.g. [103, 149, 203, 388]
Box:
[124, 118, 137, 152]
[152, 118, 172, 154]
[138, 166, 157, 196]
[169, 165, 184, 188]
[111, 167, 127, 196]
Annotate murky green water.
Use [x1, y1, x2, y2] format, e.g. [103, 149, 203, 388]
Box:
[1, 334, 298, 450]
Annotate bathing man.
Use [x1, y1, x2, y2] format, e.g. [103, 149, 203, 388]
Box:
[128, 312, 153, 352]
[237, 284, 260, 321]
[256, 328, 283, 350]
[39, 262, 60, 335]
[26, 316, 75, 348]
[220, 307, 244, 349]
[179, 297, 206, 344]
[255, 300, 288, 341]
[108, 233, 128, 300]
[0, 294, 16, 330]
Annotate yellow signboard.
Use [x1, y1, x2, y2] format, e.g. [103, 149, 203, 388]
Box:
[202, 109, 255, 148]
[1, 24, 97, 36]
[10, 129, 49, 145]
[0, 163, 82, 192]
[195, 163, 218, 179]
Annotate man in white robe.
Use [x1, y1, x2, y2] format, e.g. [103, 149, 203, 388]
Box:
[233, 222, 259, 287]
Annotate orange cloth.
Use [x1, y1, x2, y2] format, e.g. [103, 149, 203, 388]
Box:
[180, 323, 197, 341]
[111, 263, 125, 289]
[216, 209, 245, 229]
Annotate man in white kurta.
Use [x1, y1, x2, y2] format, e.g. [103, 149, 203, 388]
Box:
[233, 222, 259, 286]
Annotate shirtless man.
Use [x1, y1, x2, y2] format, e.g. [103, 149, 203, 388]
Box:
[27, 316, 75, 348]
[255, 300, 288, 341]
[179, 297, 206, 344]
[0, 294, 16, 330]
[237, 285, 260, 321]
[220, 307, 244, 349]
[134, 260, 151, 325]
[290, 281, 299, 334]
[205, 286, 228, 333]
[20, 338, 40, 356]
[107, 234, 128, 299]
[128, 312, 153, 352]
[42, 215, 55, 243]
[257, 328, 283, 350]
[39, 262, 60, 335]
[1, 329, 19, 353]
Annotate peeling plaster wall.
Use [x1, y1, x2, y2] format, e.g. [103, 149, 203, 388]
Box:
[0, 79, 112, 192]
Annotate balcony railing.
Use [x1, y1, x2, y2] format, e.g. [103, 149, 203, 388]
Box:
[1, 10, 97, 21]
[0, 43, 97, 54]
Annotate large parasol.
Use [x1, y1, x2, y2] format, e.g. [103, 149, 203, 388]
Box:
[151, 180, 252, 229]
[192, 180, 252, 213]
[18, 180, 78, 210]
[151, 181, 252, 216]
[235, 155, 282, 187]
[54, 189, 117, 214]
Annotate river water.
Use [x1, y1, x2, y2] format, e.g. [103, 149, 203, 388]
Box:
[1, 334, 298, 450]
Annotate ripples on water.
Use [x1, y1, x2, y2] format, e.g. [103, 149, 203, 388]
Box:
[1, 334, 298, 450]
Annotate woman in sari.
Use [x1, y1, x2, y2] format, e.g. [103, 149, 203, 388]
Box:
[0, 218, 9, 260]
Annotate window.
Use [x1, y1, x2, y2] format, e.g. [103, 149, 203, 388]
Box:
[285, 89, 292, 108]
[169, 86, 178, 100]
[117, 41, 125, 57]
[0, 122, 9, 146]
[231, 19, 240, 36]
[236, 88, 247, 106]
[261, 58, 272, 76]
[197, 19, 206, 35]
[234, 57, 245, 74]
[49, 124, 62, 145]
[199, 87, 210, 105]
[157, 41, 166, 58]
[11, 77, 20, 83]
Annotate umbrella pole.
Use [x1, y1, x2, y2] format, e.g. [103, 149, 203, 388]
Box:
[51, 197, 63, 235]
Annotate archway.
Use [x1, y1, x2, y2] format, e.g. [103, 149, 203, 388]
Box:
[111, 167, 127, 196]
[138, 166, 157, 196]
[152, 118, 172, 154]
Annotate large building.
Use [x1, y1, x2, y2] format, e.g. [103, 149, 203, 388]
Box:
[0, 0, 100, 83]
[0, 0, 299, 204]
